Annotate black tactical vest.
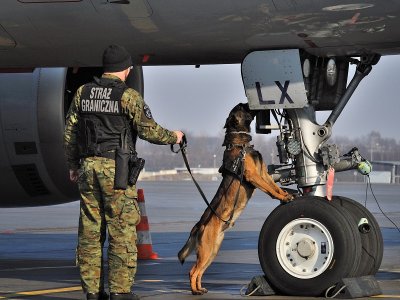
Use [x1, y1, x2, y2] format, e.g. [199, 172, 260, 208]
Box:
[77, 77, 135, 158]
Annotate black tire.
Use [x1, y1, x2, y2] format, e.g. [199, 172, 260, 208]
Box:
[331, 196, 383, 276]
[258, 196, 362, 296]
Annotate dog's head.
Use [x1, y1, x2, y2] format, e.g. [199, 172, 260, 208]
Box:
[223, 103, 255, 133]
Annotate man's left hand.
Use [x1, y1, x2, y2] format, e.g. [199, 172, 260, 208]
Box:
[174, 130, 185, 144]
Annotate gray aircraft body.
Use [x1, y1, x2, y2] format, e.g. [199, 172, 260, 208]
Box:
[0, 0, 399, 207]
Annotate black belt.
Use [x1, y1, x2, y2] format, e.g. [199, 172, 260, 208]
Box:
[98, 151, 115, 159]
[81, 151, 115, 160]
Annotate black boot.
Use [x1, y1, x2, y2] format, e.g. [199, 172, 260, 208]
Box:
[100, 291, 110, 300]
[110, 292, 140, 300]
[87, 292, 109, 300]
[86, 293, 99, 300]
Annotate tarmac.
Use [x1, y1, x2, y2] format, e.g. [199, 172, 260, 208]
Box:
[0, 182, 399, 300]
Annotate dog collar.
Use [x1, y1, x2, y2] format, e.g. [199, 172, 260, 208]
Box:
[226, 143, 253, 151]
[227, 131, 249, 134]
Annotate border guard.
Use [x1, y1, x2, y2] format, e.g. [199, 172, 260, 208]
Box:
[64, 44, 184, 300]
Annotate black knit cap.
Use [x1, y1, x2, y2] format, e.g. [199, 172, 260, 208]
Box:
[102, 44, 133, 72]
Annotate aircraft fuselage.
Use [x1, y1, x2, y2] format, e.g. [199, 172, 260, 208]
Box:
[1, 0, 400, 68]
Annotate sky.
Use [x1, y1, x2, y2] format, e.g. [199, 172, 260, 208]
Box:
[142, 55, 400, 141]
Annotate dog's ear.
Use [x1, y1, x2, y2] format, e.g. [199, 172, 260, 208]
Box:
[232, 103, 243, 111]
[224, 104, 241, 129]
[223, 114, 237, 129]
[242, 103, 255, 115]
[241, 103, 256, 120]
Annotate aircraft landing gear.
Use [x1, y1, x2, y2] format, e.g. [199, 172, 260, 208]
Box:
[242, 50, 383, 297]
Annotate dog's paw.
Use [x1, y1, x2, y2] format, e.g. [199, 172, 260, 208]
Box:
[280, 194, 294, 204]
[191, 288, 208, 295]
[191, 291, 201, 295]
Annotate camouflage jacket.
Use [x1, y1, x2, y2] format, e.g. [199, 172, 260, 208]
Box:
[64, 74, 177, 170]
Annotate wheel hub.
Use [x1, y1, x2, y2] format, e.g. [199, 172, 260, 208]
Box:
[297, 238, 315, 258]
[276, 218, 334, 279]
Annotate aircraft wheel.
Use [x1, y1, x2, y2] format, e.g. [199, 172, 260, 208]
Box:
[258, 196, 362, 296]
[331, 196, 383, 276]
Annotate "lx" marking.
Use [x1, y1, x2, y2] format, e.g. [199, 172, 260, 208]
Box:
[256, 80, 294, 105]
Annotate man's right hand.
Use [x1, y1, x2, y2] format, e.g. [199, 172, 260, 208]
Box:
[174, 131, 184, 144]
[69, 169, 79, 183]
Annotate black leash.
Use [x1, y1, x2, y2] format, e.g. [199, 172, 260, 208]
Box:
[171, 136, 245, 225]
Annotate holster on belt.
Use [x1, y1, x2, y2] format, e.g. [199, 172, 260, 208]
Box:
[114, 146, 130, 190]
[128, 154, 145, 186]
[114, 129, 145, 189]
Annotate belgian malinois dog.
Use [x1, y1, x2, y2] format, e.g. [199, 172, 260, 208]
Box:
[178, 103, 293, 295]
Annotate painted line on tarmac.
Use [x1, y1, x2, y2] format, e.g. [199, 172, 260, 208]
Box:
[372, 296, 400, 298]
[1, 286, 81, 298]
[139, 279, 164, 283]
[0, 265, 76, 272]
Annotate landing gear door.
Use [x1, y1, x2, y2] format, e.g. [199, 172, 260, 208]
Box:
[242, 50, 308, 110]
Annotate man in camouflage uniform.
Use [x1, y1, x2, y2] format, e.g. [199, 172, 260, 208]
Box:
[64, 44, 184, 300]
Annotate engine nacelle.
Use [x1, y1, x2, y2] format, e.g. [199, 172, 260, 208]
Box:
[0, 66, 143, 207]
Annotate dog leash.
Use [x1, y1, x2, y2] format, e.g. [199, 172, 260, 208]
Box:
[171, 136, 244, 225]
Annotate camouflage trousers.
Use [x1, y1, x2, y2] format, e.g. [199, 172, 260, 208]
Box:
[77, 157, 141, 294]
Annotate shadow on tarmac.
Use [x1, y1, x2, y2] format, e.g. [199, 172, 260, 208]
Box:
[0, 229, 399, 299]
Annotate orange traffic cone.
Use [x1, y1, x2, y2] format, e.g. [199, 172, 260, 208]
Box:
[136, 188, 158, 260]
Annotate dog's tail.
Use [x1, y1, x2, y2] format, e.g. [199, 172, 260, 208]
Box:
[177, 226, 199, 265]
[177, 238, 193, 265]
